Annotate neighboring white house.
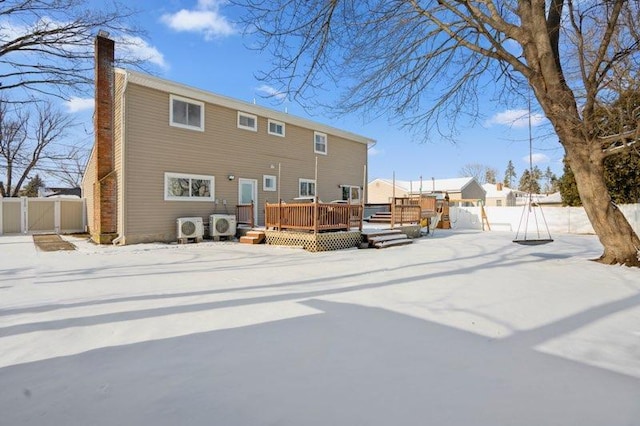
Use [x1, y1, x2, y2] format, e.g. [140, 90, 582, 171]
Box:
[526, 191, 563, 206]
[368, 177, 486, 204]
[482, 182, 518, 207]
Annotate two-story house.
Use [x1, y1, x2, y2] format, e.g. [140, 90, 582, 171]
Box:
[82, 35, 375, 245]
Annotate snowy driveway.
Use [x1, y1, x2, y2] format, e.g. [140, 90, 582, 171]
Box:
[1, 231, 639, 425]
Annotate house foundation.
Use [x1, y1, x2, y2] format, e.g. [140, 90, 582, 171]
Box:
[264, 230, 362, 252]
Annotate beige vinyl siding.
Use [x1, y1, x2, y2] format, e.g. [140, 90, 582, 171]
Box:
[120, 82, 367, 243]
[367, 180, 407, 203]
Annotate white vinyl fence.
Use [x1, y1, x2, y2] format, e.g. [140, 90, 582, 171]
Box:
[0, 197, 86, 235]
[452, 204, 640, 236]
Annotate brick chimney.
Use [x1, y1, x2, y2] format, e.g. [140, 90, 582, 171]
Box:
[496, 182, 503, 191]
[92, 32, 117, 244]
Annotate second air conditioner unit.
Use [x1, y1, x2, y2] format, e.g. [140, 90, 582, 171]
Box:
[177, 217, 204, 240]
[210, 214, 237, 237]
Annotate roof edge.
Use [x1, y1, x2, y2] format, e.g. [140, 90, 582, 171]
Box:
[116, 69, 376, 146]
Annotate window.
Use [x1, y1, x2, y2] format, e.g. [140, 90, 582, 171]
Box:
[263, 175, 277, 191]
[165, 173, 215, 201]
[268, 119, 285, 137]
[238, 112, 258, 131]
[496, 200, 502, 207]
[299, 179, 316, 197]
[170, 95, 204, 131]
[341, 185, 361, 203]
[314, 131, 327, 154]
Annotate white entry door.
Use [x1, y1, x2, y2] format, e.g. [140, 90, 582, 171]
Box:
[238, 178, 258, 223]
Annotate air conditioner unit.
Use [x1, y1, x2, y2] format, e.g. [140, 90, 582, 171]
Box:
[210, 214, 237, 237]
[177, 217, 204, 240]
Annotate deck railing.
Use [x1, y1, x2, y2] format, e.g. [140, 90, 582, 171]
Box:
[265, 200, 363, 232]
[390, 196, 437, 227]
[236, 202, 254, 228]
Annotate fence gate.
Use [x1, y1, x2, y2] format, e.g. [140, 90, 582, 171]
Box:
[0, 197, 86, 235]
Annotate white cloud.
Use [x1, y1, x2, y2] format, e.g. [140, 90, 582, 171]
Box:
[485, 109, 546, 128]
[116, 35, 168, 70]
[160, 0, 235, 40]
[65, 97, 93, 113]
[255, 84, 287, 101]
[523, 153, 550, 165]
[368, 147, 382, 156]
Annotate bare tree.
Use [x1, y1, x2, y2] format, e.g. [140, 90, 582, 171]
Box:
[0, 1, 151, 195]
[0, 100, 75, 197]
[458, 163, 496, 184]
[51, 149, 88, 188]
[0, 0, 146, 100]
[239, 0, 640, 266]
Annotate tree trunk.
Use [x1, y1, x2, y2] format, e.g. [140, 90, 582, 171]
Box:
[562, 135, 640, 266]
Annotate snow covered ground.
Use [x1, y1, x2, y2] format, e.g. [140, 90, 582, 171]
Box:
[1, 230, 639, 425]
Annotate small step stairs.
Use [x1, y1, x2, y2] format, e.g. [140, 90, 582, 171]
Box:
[239, 230, 266, 245]
[362, 229, 413, 249]
[367, 211, 392, 223]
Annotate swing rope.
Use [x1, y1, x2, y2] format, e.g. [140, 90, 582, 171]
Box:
[513, 96, 553, 245]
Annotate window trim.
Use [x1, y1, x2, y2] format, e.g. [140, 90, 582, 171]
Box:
[299, 178, 316, 198]
[237, 111, 258, 132]
[314, 131, 327, 155]
[169, 95, 205, 132]
[340, 185, 361, 203]
[164, 172, 215, 201]
[263, 175, 277, 191]
[268, 119, 286, 137]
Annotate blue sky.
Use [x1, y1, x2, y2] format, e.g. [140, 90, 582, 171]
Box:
[69, 0, 565, 184]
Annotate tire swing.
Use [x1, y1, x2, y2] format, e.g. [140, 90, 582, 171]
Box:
[513, 99, 553, 246]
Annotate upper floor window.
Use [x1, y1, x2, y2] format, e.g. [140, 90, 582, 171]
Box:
[170, 95, 204, 131]
[238, 112, 258, 131]
[299, 178, 316, 197]
[263, 175, 277, 191]
[268, 119, 285, 137]
[314, 132, 327, 155]
[165, 172, 215, 201]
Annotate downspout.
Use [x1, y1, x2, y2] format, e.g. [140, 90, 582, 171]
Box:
[112, 71, 128, 245]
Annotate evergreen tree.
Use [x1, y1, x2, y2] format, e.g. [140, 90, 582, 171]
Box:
[518, 169, 541, 194]
[543, 166, 557, 193]
[503, 160, 517, 188]
[557, 161, 581, 206]
[559, 89, 640, 206]
[484, 168, 497, 184]
[604, 150, 640, 203]
[20, 175, 45, 197]
[559, 151, 640, 205]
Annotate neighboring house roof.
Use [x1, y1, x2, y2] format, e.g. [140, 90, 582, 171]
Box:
[41, 187, 82, 198]
[118, 69, 376, 147]
[482, 183, 515, 197]
[515, 191, 563, 205]
[371, 177, 482, 193]
[535, 191, 563, 204]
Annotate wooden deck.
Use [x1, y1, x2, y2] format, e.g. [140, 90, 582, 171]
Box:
[265, 200, 363, 232]
[366, 196, 438, 227]
[236, 203, 254, 228]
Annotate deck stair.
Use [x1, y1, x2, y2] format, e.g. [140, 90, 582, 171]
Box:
[362, 229, 413, 249]
[239, 230, 266, 245]
[367, 211, 392, 223]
